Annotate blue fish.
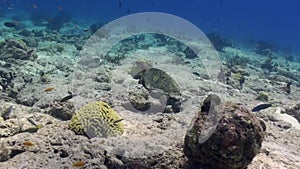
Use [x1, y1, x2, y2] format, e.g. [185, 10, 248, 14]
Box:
[252, 103, 274, 112]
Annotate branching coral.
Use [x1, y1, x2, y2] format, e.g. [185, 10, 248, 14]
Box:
[68, 101, 124, 138]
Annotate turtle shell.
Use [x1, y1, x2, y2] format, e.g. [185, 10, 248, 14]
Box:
[136, 68, 182, 113]
[138, 68, 181, 97]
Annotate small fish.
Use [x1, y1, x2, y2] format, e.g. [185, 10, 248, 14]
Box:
[72, 161, 85, 167]
[99, 140, 105, 144]
[27, 117, 39, 126]
[57, 6, 62, 11]
[252, 103, 274, 112]
[27, 117, 43, 129]
[126, 8, 130, 14]
[23, 141, 34, 146]
[45, 87, 55, 92]
[60, 93, 74, 102]
[118, 2, 122, 8]
[32, 4, 38, 9]
[4, 22, 17, 28]
[113, 119, 124, 124]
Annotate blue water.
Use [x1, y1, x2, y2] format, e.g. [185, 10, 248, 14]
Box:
[1, 0, 300, 57]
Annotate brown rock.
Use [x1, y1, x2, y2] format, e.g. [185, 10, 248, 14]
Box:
[184, 94, 266, 169]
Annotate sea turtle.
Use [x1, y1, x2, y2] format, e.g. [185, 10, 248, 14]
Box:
[133, 67, 182, 113]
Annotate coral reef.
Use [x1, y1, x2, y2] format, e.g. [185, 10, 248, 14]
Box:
[184, 95, 265, 169]
[0, 39, 38, 61]
[0, 13, 299, 169]
[68, 101, 124, 138]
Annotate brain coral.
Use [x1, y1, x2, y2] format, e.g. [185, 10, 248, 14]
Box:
[68, 101, 124, 138]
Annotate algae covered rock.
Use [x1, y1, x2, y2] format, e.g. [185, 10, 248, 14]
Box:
[184, 95, 266, 169]
[68, 101, 124, 138]
[49, 101, 75, 120]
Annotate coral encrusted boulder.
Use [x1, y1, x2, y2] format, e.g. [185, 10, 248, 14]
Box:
[184, 94, 266, 169]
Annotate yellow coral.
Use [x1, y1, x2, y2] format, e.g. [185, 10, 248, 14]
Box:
[68, 101, 124, 138]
